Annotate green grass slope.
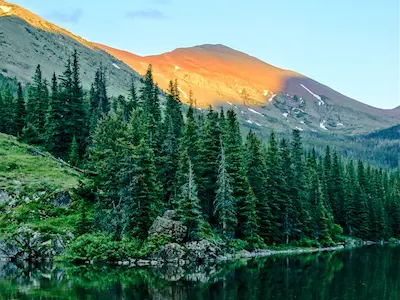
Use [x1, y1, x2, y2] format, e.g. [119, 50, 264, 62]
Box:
[0, 133, 83, 238]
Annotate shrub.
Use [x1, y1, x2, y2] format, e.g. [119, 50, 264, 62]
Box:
[60, 234, 141, 262]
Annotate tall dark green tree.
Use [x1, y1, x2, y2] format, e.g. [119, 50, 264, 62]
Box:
[214, 142, 237, 238]
[197, 108, 221, 221]
[245, 131, 272, 243]
[13, 83, 26, 135]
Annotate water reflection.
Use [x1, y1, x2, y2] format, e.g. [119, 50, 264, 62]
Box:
[0, 245, 398, 300]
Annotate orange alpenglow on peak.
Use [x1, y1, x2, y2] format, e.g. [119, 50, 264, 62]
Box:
[94, 43, 304, 107]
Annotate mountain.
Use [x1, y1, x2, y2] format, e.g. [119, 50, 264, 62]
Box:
[1, 0, 398, 136]
[0, 0, 141, 95]
[95, 43, 400, 135]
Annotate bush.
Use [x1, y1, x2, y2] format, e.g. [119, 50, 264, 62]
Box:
[136, 235, 171, 258]
[60, 234, 141, 262]
[332, 224, 344, 241]
[298, 237, 320, 248]
[227, 239, 248, 252]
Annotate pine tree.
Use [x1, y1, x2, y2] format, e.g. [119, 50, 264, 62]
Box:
[71, 50, 87, 156]
[14, 83, 26, 135]
[129, 138, 163, 238]
[45, 73, 67, 158]
[290, 129, 311, 239]
[279, 138, 297, 243]
[214, 142, 237, 238]
[224, 109, 258, 239]
[343, 161, 357, 235]
[0, 92, 4, 133]
[69, 135, 79, 166]
[76, 202, 92, 236]
[245, 131, 272, 243]
[176, 156, 204, 240]
[308, 168, 333, 245]
[25, 65, 46, 142]
[197, 108, 221, 222]
[2, 87, 14, 135]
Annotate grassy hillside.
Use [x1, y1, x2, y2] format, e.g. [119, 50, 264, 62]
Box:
[0, 133, 83, 238]
[0, 133, 80, 193]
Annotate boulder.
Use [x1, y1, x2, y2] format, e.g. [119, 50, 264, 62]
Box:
[158, 243, 185, 262]
[0, 191, 10, 204]
[51, 191, 72, 208]
[184, 240, 221, 262]
[148, 211, 187, 243]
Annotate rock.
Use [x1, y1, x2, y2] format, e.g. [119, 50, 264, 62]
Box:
[0, 191, 10, 204]
[148, 212, 187, 243]
[162, 210, 178, 220]
[185, 240, 221, 262]
[53, 235, 65, 254]
[158, 243, 185, 262]
[136, 259, 150, 266]
[51, 191, 72, 208]
[66, 231, 75, 241]
[235, 250, 251, 258]
[0, 226, 63, 261]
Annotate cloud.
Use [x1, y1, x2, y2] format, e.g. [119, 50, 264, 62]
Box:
[125, 9, 167, 20]
[46, 9, 83, 24]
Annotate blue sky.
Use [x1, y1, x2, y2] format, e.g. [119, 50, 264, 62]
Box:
[12, 0, 400, 109]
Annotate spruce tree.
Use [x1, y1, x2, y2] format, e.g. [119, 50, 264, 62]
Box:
[176, 155, 204, 240]
[245, 131, 272, 243]
[2, 87, 14, 135]
[214, 142, 237, 238]
[129, 138, 163, 238]
[14, 83, 26, 136]
[46, 73, 67, 158]
[197, 108, 221, 222]
[0, 92, 4, 133]
[69, 135, 79, 166]
[224, 109, 258, 239]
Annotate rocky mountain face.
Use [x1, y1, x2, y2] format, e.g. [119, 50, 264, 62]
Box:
[96, 43, 399, 135]
[0, 0, 141, 96]
[1, 0, 398, 136]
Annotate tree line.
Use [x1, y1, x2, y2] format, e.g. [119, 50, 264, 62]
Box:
[1, 51, 400, 247]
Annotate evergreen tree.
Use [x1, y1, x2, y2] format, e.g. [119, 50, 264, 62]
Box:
[245, 131, 272, 243]
[197, 108, 221, 221]
[0, 92, 4, 133]
[45, 73, 67, 158]
[291, 130, 311, 239]
[214, 142, 237, 238]
[279, 138, 296, 243]
[25, 65, 46, 142]
[176, 156, 204, 240]
[128, 138, 163, 238]
[71, 50, 87, 155]
[14, 83, 26, 135]
[2, 87, 14, 135]
[69, 135, 79, 166]
[224, 109, 258, 239]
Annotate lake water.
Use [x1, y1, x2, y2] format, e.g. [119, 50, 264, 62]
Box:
[0, 245, 399, 300]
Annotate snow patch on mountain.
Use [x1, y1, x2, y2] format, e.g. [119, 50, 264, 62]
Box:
[112, 63, 120, 70]
[227, 101, 233, 106]
[300, 120, 305, 125]
[300, 84, 324, 105]
[248, 108, 263, 116]
[0, 6, 12, 13]
[268, 94, 276, 102]
[337, 122, 344, 127]
[255, 122, 262, 127]
[246, 119, 254, 124]
[178, 87, 189, 99]
[282, 112, 289, 118]
[175, 65, 180, 70]
[295, 126, 304, 131]
[263, 89, 268, 96]
[320, 120, 328, 130]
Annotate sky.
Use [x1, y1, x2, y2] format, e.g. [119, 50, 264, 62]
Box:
[11, 0, 400, 109]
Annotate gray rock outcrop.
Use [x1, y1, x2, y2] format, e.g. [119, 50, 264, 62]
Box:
[148, 210, 187, 243]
